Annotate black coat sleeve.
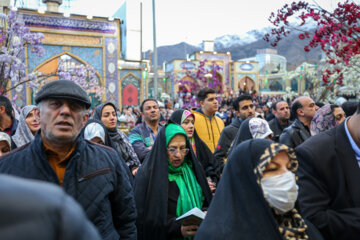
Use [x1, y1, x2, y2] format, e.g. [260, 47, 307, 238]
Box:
[279, 128, 295, 149]
[297, 146, 360, 240]
[166, 181, 182, 239]
[61, 192, 101, 240]
[111, 153, 137, 240]
[213, 129, 232, 174]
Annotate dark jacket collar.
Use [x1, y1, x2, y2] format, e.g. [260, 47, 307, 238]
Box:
[293, 119, 310, 134]
[231, 117, 242, 129]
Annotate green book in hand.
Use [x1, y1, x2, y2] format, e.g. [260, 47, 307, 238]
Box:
[175, 207, 206, 226]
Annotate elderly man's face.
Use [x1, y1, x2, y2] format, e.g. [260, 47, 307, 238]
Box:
[37, 99, 88, 144]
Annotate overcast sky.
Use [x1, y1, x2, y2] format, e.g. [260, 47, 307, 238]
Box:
[68, 0, 342, 50]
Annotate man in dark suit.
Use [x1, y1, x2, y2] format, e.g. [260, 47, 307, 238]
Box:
[296, 102, 360, 240]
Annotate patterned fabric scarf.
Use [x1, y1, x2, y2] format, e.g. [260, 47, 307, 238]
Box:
[168, 159, 204, 217]
[12, 105, 37, 147]
[254, 143, 309, 240]
[310, 104, 336, 136]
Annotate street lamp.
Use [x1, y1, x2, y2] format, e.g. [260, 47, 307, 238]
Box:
[152, 0, 158, 99]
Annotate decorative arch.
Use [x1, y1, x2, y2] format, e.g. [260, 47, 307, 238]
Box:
[33, 52, 103, 87]
[121, 72, 140, 106]
[238, 76, 255, 91]
[178, 75, 195, 93]
[269, 80, 283, 91]
[291, 78, 298, 91]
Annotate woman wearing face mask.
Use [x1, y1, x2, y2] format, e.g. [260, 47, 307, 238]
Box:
[310, 104, 346, 136]
[170, 109, 220, 186]
[93, 102, 141, 176]
[134, 123, 212, 240]
[12, 105, 40, 148]
[195, 139, 323, 240]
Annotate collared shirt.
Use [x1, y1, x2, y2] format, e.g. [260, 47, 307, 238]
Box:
[43, 141, 75, 186]
[344, 117, 360, 166]
[145, 122, 158, 147]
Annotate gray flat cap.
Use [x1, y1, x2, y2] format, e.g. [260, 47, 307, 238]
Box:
[35, 80, 92, 109]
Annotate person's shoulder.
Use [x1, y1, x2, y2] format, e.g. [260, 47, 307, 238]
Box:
[0, 142, 31, 162]
[214, 115, 225, 127]
[129, 124, 143, 134]
[268, 118, 276, 125]
[297, 127, 336, 151]
[84, 139, 116, 153]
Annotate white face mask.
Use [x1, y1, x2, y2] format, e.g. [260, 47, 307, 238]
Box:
[261, 171, 298, 214]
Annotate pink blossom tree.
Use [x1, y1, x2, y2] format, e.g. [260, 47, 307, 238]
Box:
[264, 0, 360, 99]
[176, 59, 223, 108]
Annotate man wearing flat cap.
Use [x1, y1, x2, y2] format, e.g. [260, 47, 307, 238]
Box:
[0, 80, 137, 240]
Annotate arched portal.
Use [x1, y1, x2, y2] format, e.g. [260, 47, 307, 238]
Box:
[178, 75, 195, 93]
[121, 73, 141, 106]
[238, 76, 255, 91]
[269, 80, 283, 91]
[32, 52, 102, 106]
[291, 78, 298, 91]
[122, 84, 138, 106]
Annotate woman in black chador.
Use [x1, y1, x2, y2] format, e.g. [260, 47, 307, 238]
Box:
[134, 123, 212, 240]
[169, 109, 219, 185]
[195, 139, 323, 240]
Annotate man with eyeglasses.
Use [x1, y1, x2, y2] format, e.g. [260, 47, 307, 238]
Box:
[280, 96, 319, 148]
[214, 94, 255, 172]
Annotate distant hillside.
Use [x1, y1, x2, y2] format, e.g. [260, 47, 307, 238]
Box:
[144, 28, 322, 70]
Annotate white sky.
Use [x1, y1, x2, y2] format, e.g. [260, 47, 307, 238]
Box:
[67, 0, 343, 50]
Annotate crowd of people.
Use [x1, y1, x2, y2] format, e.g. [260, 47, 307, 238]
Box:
[0, 80, 359, 240]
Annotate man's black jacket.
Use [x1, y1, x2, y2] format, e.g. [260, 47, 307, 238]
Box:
[268, 117, 291, 142]
[279, 118, 311, 149]
[0, 133, 137, 240]
[214, 117, 242, 172]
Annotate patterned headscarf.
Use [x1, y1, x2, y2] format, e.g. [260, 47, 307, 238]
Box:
[180, 110, 195, 124]
[249, 118, 273, 139]
[310, 104, 336, 136]
[0, 132, 11, 150]
[12, 105, 37, 147]
[254, 142, 309, 240]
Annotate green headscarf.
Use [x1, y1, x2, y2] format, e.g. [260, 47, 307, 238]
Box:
[165, 123, 204, 217]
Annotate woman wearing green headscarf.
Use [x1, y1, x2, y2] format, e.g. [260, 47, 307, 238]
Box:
[134, 123, 212, 240]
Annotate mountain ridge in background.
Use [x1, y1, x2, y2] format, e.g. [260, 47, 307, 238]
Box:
[144, 27, 322, 71]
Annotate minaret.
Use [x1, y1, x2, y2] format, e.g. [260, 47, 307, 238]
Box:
[42, 0, 62, 12]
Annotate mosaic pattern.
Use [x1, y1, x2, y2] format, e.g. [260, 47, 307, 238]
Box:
[105, 37, 119, 105]
[21, 12, 117, 34]
[27, 45, 103, 76]
[197, 53, 230, 84]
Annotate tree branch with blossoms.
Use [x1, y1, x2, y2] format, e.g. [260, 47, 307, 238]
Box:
[264, 0, 360, 89]
[0, 10, 44, 94]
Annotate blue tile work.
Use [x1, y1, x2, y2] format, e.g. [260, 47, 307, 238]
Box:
[27, 45, 103, 75]
[22, 12, 117, 34]
[105, 37, 119, 106]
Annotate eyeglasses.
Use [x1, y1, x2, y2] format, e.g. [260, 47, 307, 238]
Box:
[167, 148, 189, 156]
